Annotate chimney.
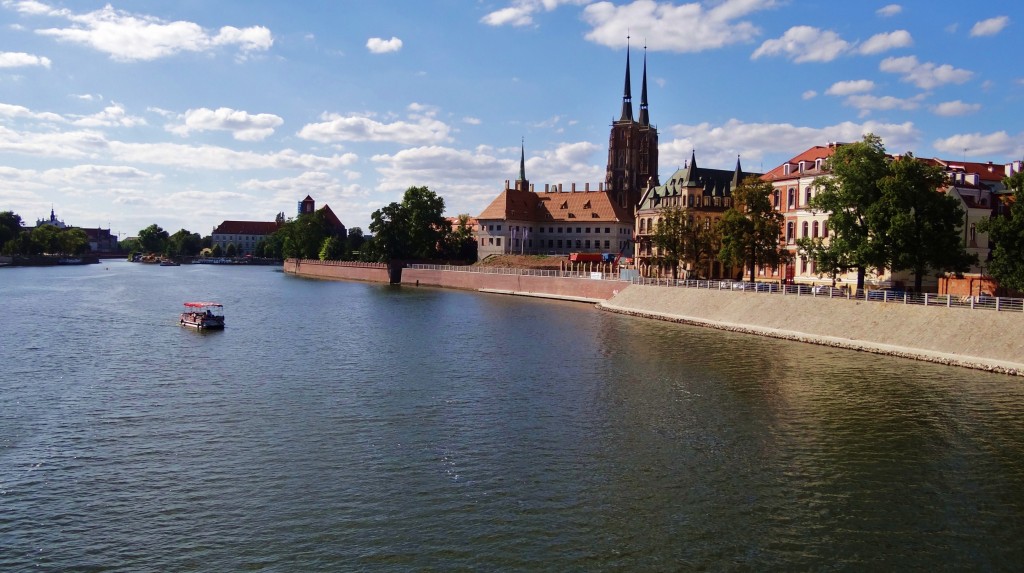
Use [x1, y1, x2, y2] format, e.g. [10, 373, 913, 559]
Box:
[545, 183, 550, 192]
[505, 180, 510, 191]
[585, 182, 590, 191]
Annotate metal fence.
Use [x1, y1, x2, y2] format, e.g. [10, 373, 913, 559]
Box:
[630, 277, 1024, 313]
[405, 263, 1023, 313]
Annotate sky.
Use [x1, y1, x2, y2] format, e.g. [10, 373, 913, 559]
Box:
[0, 0, 1021, 239]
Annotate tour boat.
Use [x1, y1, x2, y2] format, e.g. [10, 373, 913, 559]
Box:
[179, 302, 225, 330]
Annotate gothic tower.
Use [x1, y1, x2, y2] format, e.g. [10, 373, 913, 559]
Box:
[605, 44, 659, 211]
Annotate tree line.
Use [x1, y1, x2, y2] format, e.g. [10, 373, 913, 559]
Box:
[0, 212, 90, 256]
[649, 134, 1024, 293]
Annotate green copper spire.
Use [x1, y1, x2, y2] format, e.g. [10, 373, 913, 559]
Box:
[518, 139, 526, 182]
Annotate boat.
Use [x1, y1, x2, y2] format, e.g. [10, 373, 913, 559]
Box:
[179, 302, 225, 330]
[159, 259, 181, 266]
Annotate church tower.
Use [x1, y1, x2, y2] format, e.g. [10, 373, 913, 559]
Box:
[606, 44, 659, 211]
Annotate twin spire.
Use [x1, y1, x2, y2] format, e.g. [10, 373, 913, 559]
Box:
[619, 39, 650, 127]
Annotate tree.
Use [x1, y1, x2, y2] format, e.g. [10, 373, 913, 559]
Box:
[225, 243, 237, 257]
[277, 209, 332, 259]
[443, 214, 477, 262]
[718, 175, 789, 282]
[138, 224, 169, 254]
[0, 211, 24, 249]
[878, 154, 975, 291]
[979, 170, 1024, 292]
[648, 205, 718, 280]
[347, 226, 365, 256]
[367, 186, 449, 262]
[31, 225, 62, 255]
[58, 228, 90, 255]
[319, 235, 346, 260]
[809, 134, 890, 290]
[211, 244, 223, 257]
[168, 229, 202, 257]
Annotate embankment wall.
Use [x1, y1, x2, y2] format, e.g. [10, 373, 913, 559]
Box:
[400, 267, 623, 301]
[283, 259, 391, 283]
[600, 285, 1024, 376]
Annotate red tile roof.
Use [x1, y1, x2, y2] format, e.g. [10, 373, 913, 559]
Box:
[762, 144, 839, 181]
[212, 220, 280, 235]
[478, 188, 632, 223]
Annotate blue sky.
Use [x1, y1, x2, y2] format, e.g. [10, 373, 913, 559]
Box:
[0, 0, 1020, 238]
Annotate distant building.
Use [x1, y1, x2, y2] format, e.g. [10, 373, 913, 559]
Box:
[297, 195, 347, 238]
[476, 145, 633, 259]
[606, 45, 659, 210]
[32, 208, 118, 252]
[35, 208, 68, 229]
[211, 220, 281, 255]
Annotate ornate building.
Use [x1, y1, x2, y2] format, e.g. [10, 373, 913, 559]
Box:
[606, 46, 659, 211]
[634, 152, 757, 279]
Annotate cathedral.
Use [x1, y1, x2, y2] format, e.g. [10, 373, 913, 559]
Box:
[606, 46, 660, 211]
[475, 46, 659, 259]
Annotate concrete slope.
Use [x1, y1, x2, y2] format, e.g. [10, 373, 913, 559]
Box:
[599, 285, 1023, 376]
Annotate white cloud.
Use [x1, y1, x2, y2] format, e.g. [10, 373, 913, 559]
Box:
[71, 103, 146, 128]
[858, 30, 912, 55]
[970, 16, 1009, 37]
[463, 117, 482, 125]
[662, 118, 920, 170]
[298, 110, 452, 145]
[240, 171, 363, 207]
[931, 100, 981, 117]
[877, 4, 902, 17]
[879, 55, 973, 89]
[169, 107, 284, 141]
[752, 26, 850, 63]
[582, 0, 778, 53]
[28, 3, 272, 61]
[0, 51, 51, 68]
[843, 93, 925, 117]
[933, 131, 1023, 158]
[366, 36, 402, 54]
[802, 90, 817, 100]
[481, 0, 589, 28]
[0, 102, 63, 122]
[825, 79, 875, 96]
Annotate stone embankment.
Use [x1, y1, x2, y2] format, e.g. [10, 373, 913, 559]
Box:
[599, 285, 1024, 377]
[283, 259, 1023, 376]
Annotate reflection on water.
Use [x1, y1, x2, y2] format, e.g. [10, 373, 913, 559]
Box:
[1, 261, 1022, 570]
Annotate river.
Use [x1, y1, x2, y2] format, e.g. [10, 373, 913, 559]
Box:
[1, 260, 1022, 571]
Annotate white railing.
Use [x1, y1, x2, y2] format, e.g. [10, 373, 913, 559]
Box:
[629, 277, 1024, 313]
[406, 263, 627, 281]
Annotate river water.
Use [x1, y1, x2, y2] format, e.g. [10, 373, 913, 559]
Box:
[1, 260, 1023, 571]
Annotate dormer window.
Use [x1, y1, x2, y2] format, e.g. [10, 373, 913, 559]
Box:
[783, 164, 791, 175]
[583, 200, 591, 209]
[560, 201, 568, 209]
[798, 161, 806, 172]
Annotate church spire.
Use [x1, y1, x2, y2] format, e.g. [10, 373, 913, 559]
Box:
[732, 155, 743, 187]
[619, 37, 633, 122]
[518, 138, 526, 182]
[638, 45, 650, 127]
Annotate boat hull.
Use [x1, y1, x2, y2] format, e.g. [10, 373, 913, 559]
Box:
[179, 314, 225, 330]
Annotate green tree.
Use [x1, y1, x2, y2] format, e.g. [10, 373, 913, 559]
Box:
[979, 170, 1024, 292]
[58, 228, 90, 255]
[443, 214, 478, 262]
[138, 224, 169, 254]
[31, 225, 62, 255]
[168, 229, 202, 257]
[718, 175, 789, 283]
[275, 209, 333, 259]
[809, 134, 889, 290]
[367, 186, 448, 262]
[0, 211, 24, 250]
[319, 235, 346, 260]
[347, 226, 365, 257]
[878, 154, 975, 291]
[226, 243, 237, 257]
[649, 205, 720, 280]
[211, 244, 223, 257]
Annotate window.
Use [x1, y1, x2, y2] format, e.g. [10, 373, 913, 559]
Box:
[786, 222, 795, 243]
[605, 228, 610, 233]
[812, 221, 819, 238]
[497, 225, 502, 231]
[576, 227, 582, 233]
[802, 221, 808, 238]
[773, 190, 780, 208]
[805, 189, 812, 206]
[585, 240, 591, 248]
[585, 227, 591, 234]
[604, 240, 610, 249]
[481, 238, 485, 246]
[489, 237, 494, 245]
[822, 221, 829, 238]
[557, 240, 563, 248]
[639, 219, 646, 232]
[558, 227, 564, 233]
[496, 238, 501, 246]
[788, 188, 795, 209]
[548, 240, 553, 248]
[575, 240, 581, 249]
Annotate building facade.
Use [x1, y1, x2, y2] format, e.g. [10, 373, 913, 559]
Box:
[605, 47, 659, 210]
[634, 152, 756, 279]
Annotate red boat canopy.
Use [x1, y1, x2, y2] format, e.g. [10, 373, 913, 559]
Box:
[183, 302, 223, 307]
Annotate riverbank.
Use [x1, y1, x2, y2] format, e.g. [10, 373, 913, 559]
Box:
[599, 285, 1024, 377]
[283, 259, 1024, 376]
